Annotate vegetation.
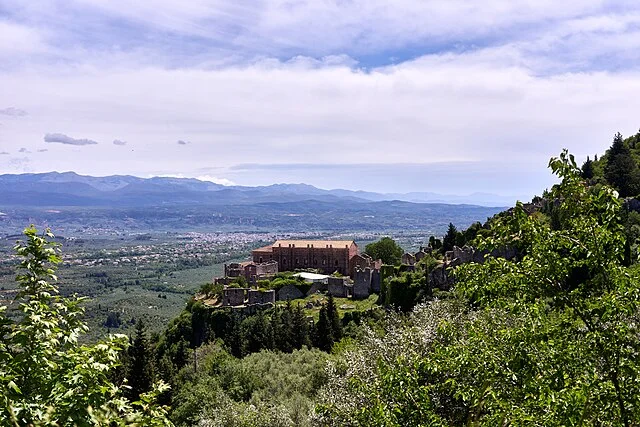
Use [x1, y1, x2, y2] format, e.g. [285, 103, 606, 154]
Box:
[364, 236, 404, 265]
[6, 135, 640, 425]
[316, 150, 640, 425]
[170, 344, 329, 427]
[0, 226, 171, 426]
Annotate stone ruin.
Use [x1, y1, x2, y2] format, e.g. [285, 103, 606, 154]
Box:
[277, 284, 305, 301]
[432, 245, 517, 289]
[327, 276, 350, 298]
[223, 261, 278, 285]
[401, 252, 416, 266]
[222, 286, 275, 307]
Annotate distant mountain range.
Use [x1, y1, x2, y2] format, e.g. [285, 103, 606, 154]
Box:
[0, 172, 513, 208]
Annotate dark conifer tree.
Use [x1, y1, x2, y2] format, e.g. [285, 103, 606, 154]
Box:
[126, 320, 154, 400]
[326, 294, 342, 342]
[314, 306, 333, 352]
[604, 132, 640, 197]
[442, 223, 459, 252]
[274, 302, 295, 352]
[292, 303, 311, 349]
[581, 156, 594, 179]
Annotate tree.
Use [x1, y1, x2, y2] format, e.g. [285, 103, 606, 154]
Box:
[365, 237, 403, 265]
[127, 320, 155, 400]
[313, 306, 333, 352]
[604, 132, 640, 197]
[0, 226, 171, 425]
[428, 236, 442, 251]
[581, 155, 594, 179]
[291, 303, 311, 349]
[442, 222, 460, 252]
[326, 294, 342, 343]
[318, 150, 640, 426]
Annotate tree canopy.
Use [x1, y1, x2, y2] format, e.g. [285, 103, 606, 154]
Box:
[317, 150, 640, 426]
[364, 237, 403, 265]
[0, 226, 171, 426]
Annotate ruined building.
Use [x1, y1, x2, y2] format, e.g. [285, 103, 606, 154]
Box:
[224, 261, 278, 284]
[222, 286, 276, 307]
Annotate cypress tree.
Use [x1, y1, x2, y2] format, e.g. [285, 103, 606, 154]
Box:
[292, 303, 311, 349]
[604, 132, 640, 197]
[314, 306, 332, 352]
[127, 320, 154, 400]
[442, 223, 459, 252]
[581, 156, 594, 179]
[326, 294, 342, 342]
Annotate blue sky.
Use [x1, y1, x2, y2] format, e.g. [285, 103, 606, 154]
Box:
[2, 0, 640, 202]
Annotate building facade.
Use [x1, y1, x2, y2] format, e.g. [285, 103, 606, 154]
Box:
[252, 240, 358, 276]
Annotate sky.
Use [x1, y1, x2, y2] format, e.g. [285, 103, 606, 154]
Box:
[2, 1, 640, 201]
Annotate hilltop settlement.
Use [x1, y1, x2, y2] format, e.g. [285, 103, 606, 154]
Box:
[211, 238, 482, 308]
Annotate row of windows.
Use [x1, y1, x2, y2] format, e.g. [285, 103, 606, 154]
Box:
[280, 258, 340, 266]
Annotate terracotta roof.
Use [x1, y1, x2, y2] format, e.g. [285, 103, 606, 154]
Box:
[273, 239, 356, 248]
[252, 245, 273, 253]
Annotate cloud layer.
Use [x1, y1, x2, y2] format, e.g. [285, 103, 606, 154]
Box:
[2, 1, 640, 197]
[0, 107, 28, 116]
[44, 133, 99, 146]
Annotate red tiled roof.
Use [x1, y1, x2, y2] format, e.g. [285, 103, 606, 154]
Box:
[252, 245, 273, 253]
[273, 240, 355, 248]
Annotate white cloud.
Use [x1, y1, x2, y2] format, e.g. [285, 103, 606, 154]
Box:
[0, 107, 28, 117]
[44, 133, 99, 145]
[113, 139, 127, 145]
[0, 21, 45, 55]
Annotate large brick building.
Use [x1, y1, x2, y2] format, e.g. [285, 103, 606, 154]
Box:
[252, 240, 358, 276]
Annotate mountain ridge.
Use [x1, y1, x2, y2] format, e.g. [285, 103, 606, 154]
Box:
[0, 171, 512, 207]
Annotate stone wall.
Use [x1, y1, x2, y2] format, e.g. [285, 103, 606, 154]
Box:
[401, 253, 416, 266]
[222, 287, 247, 306]
[269, 242, 358, 276]
[327, 276, 349, 298]
[248, 289, 276, 305]
[353, 268, 372, 299]
[277, 284, 304, 301]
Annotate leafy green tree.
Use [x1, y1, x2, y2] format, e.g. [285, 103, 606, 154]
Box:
[428, 235, 442, 251]
[364, 237, 403, 265]
[0, 226, 171, 426]
[604, 132, 640, 197]
[317, 150, 640, 426]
